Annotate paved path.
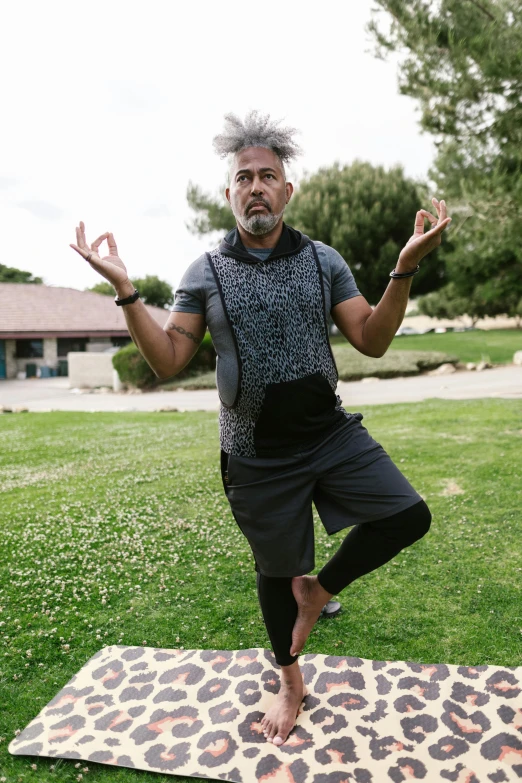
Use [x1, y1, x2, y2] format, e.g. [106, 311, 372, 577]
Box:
[1, 366, 521, 412]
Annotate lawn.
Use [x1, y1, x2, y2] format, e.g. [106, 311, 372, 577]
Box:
[331, 327, 522, 365]
[161, 346, 460, 389]
[1, 402, 521, 782]
[160, 328, 521, 391]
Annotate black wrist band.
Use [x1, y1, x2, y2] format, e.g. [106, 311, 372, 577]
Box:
[390, 265, 420, 279]
[115, 288, 140, 306]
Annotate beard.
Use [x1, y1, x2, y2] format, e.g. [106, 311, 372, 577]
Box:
[233, 203, 286, 236]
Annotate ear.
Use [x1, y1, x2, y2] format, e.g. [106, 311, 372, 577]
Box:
[225, 187, 231, 204]
[285, 181, 294, 204]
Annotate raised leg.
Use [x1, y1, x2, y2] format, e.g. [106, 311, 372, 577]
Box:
[317, 498, 432, 596]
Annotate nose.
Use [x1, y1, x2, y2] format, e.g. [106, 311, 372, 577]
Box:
[250, 175, 264, 195]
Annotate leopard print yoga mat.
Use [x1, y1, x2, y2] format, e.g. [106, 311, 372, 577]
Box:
[9, 645, 522, 781]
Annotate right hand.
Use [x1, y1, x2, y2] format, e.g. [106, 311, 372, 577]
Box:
[70, 221, 129, 289]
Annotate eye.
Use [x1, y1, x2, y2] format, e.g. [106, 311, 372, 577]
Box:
[237, 175, 248, 182]
[265, 174, 274, 179]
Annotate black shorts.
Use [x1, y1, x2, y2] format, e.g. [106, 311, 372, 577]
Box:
[221, 412, 423, 577]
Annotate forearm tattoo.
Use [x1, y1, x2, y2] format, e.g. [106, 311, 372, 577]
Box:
[166, 323, 201, 345]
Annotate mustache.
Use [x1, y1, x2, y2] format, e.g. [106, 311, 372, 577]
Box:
[246, 199, 271, 213]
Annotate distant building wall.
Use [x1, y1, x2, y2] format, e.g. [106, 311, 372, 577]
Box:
[5, 340, 17, 379]
[7, 337, 59, 378]
[2, 337, 127, 378]
[44, 338, 57, 367]
[86, 338, 112, 352]
[68, 351, 117, 388]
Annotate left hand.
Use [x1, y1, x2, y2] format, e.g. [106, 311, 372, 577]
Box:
[397, 198, 452, 271]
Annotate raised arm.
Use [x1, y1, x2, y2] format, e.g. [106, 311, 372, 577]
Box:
[70, 221, 206, 379]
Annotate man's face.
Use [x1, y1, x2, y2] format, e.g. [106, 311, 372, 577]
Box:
[226, 146, 293, 236]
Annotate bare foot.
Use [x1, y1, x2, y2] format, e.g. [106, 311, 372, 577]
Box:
[290, 575, 333, 657]
[260, 663, 308, 746]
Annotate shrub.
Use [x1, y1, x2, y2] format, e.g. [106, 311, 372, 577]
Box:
[112, 331, 217, 389]
[112, 342, 156, 389]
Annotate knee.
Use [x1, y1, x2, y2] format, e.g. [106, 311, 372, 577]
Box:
[409, 499, 432, 541]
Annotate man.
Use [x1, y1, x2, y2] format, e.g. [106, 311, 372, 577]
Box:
[70, 111, 451, 749]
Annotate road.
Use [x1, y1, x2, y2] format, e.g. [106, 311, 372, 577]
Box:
[1, 365, 521, 412]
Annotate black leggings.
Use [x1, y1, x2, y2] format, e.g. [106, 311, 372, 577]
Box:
[256, 498, 432, 667]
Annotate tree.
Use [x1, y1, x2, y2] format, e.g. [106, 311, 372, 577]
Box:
[186, 182, 235, 237]
[367, 0, 521, 152]
[284, 161, 449, 304]
[186, 162, 450, 305]
[417, 281, 489, 325]
[88, 281, 114, 296]
[0, 264, 43, 284]
[366, 0, 522, 318]
[86, 274, 174, 309]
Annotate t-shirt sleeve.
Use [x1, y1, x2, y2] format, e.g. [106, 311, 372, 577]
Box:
[323, 245, 362, 307]
[170, 254, 206, 315]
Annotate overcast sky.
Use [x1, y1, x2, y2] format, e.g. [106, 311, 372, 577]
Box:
[1, 0, 438, 296]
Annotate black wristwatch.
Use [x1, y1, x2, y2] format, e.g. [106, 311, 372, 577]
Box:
[114, 288, 140, 306]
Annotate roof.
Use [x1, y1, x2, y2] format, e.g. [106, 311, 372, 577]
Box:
[0, 283, 172, 339]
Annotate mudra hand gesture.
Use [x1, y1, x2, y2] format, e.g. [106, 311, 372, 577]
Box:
[69, 221, 129, 289]
[398, 198, 452, 270]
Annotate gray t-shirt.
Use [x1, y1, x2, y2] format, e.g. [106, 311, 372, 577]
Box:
[170, 240, 361, 406]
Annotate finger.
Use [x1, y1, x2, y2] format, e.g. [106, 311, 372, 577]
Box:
[420, 210, 437, 224]
[76, 225, 88, 251]
[91, 232, 110, 253]
[413, 210, 433, 236]
[78, 222, 89, 250]
[70, 243, 97, 260]
[429, 217, 452, 233]
[107, 232, 118, 255]
[432, 198, 447, 221]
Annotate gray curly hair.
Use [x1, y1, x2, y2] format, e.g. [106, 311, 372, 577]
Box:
[213, 110, 302, 181]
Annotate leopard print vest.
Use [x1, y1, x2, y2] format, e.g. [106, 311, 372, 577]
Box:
[207, 240, 346, 458]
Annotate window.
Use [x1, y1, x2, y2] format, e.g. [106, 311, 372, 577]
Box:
[15, 339, 43, 358]
[111, 337, 132, 348]
[57, 338, 88, 357]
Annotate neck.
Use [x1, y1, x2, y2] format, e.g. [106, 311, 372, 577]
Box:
[236, 219, 284, 249]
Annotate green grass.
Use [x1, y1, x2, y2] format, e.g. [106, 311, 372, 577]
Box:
[161, 329, 521, 391]
[363, 327, 520, 365]
[332, 345, 459, 381]
[1, 404, 521, 782]
[160, 347, 460, 390]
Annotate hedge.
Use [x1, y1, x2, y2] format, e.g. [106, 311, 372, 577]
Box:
[112, 331, 216, 389]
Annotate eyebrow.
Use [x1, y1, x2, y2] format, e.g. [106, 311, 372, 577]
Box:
[235, 167, 278, 177]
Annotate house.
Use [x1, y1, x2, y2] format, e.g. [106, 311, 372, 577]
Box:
[0, 283, 171, 379]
